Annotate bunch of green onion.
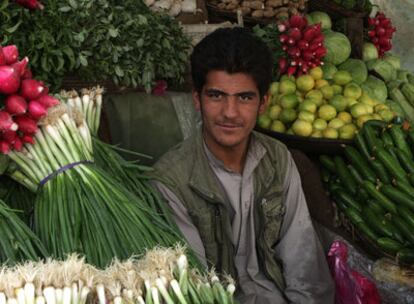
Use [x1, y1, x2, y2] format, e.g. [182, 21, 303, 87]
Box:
[0, 199, 46, 264]
[6, 101, 190, 268]
[0, 248, 236, 304]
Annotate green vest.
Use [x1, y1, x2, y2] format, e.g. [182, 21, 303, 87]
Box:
[151, 130, 289, 291]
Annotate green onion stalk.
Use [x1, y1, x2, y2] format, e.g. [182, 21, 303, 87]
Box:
[5, 102, 194, 268]
[0, 199, 47, 264]
[0, 248, 236, 304]
[58, 88, 184, 241]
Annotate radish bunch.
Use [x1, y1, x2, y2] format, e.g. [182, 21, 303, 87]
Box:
[0, 45, 59, 154]
[367, 12, 396, 57]
[14, 0, 44, 10]
[278, 14, 327, 77]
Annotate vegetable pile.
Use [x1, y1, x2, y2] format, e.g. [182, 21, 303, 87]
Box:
[0, 248, 236, 304]
[1, 0, 191, 92]
[278, 14, 327, 76]
[320, 120, 414, 265]
[367, 12, 396, 57]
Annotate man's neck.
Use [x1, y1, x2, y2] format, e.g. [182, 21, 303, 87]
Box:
[203, 132, 250, 174]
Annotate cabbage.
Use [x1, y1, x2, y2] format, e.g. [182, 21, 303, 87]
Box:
[323, 31, 351, 65]
[361, 75, 388, 103]
[383, 54, 401, 70]
[362, 42, 379, 62]
[338, 59, 368, 85]
[322, 63, 338, 80]
[309, 11, 332, 29]
[367, 59, 397, 82]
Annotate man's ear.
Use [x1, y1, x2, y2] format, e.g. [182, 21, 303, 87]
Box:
[258, 92, 270, 114]
[192, 90, 201, 112]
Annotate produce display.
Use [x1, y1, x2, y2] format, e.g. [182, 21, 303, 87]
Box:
[0, 248, 236, 304]
[144, 0, 197, 17]
[0, 1, 191, 92]
[0, 45, 198, 269]
[320, 120, 414, 265]
[208, 0, 307, 20]
[366, 12, 396, 57]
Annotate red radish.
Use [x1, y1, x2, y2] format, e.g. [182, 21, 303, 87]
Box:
[2, 45, 19, 64]
[380, 18, 391, 28]
[15, 0, 44, 10]
[288, 27, 302, 41]
[36, 95, 59, 108]
[314, 47, 327, 58]
[368, 18, 376, 26]
[20, 79, 45, 100]
[0, 111, 18, 131]
[28, 100, 47, 119]
[376, 27, 386, 36]
[287, 66, 297, 76]
[290, 60, 297, 66]
[289, 15, 306, 29]
[279, 34, 289, 44]
[22, 134, 35, 144]
[0, 141, 10, 154]
[12, 57, 29, 77]
[15, 115, 38, 134]
[278, 23, 287, 33]
[287, 38, 296, 46]
[282, 45, 288, 51]
[278, 57, 288, 73]
[368, 30, 376, 38]
[309, 42, 321, 52]
[22, 68, 32, 80]
[0, 66, 21, 94]
[3, 130, 17, 144]
[0, 47, 5, 66]
[303, 27, 317, 42]
[297, 40, 309, 50]
[302, 50, 313, 61]
[312, 34, 324, 45]
[5, 95, 27, 115]
[13, 137, 23, 151]
[287, 47, 300, 58]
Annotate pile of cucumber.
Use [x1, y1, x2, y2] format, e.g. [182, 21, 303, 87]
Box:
[320, 119, 414, 265]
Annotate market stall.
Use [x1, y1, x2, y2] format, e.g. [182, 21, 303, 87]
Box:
[0, 0, 414, 303]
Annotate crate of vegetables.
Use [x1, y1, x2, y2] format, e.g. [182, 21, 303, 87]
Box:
[207, 0, 308, 25]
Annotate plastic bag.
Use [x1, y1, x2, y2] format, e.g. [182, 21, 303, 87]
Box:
[327, 240, 381, 304]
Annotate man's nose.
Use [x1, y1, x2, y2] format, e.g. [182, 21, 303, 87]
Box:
[222, 96, 239, 118]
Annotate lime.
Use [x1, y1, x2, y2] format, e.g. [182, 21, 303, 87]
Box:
[311, 130, 323, 138]
[333, 70, 352, 86]
[378, 109, 394, 122]
[296, 75, 315, 92]
[269, 104, 282, 120]
[280, 94, 299, 109]
[315, 79, 329, 89]
[279, 108, 298, 123]
[331, 84, 343, 95]
[309, 67, 323, 80]
[329, 95, 348, 112]
[339, 124, 357, 139]
[298, 111, 316, 123]
[299, 99, 317, 113]
[279, 79, 296, 95]
[345, 97, 358, 109]
[374, 104, 389, 113]
[269, 82, 279, 95]
[356, 115, 374, 128]
[343, 82, 362, 100]
[322, 127, 339, 139]
[328, 118, 345, 129]
[313, 118, 328, 131]
[320, 85, 334, 100]
[305, 90, 324, 106]
[257, 114, 272, 129]
[318, 104, 337, 121]
[270, 120, 286, 133]
[292, 119, 313, 137]
[337, 111, 352, 124]
[350, 103, 368, 118]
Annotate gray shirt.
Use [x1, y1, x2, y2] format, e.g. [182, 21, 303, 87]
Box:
[154, 138, 334, 304]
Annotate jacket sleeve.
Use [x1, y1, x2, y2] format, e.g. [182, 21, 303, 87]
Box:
[275, 153, 335, 304]
[152, 180, 208, 267]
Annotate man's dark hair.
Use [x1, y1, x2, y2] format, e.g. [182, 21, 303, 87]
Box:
[190, 27, 273, 99]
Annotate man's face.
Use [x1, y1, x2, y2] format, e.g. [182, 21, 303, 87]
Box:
[193, 70, 269, 150]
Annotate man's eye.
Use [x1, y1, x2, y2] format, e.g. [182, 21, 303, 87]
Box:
[207, 93, 223, 100]
[239, 95, 253, 102]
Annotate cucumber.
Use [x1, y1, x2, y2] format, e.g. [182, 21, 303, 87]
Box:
[389, 124, 413, 159]
[393, 179, 414, 200]
[369, 159, 391, 184]
[344, 146, 377, 183]
[356, 221, 379, 242]
[319, 155, 335, 173]
[364, 119, 388, 130]
[382, 219, 405, 244]
[381, 129, 394, 147]
[334, 156, 357, 194]
[343, 207, 364, 225]
[395, 148, 414, 174]
[397, 248, 414, 265]
[355, 131, 371, 160]
[398, 206, 414, 229]
[364, 206, 395, 238]
[362, 181, 398, 214]
[356, 187, 369, 201]
[375, 147, 407, 181]
[381, 185, 414, 211]
[367, 199, 386, 215]
[410, 174, 414, 187]
[348, 164, 363, 184]
[363, 123, 382, 155]
[377, 237, 403, 254]
[336, 189, 362, 212]
[393, 216, 414, 245]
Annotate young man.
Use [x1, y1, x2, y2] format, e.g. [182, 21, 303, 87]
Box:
[151, 27, 334, 303]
